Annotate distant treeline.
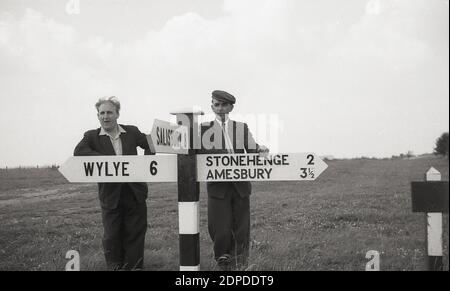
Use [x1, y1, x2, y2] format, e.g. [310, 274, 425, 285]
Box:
[322, 152, 437, 161]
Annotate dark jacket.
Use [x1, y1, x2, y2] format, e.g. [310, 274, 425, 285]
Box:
[200, 120, 260, 199]
[74, 124, 154, 209]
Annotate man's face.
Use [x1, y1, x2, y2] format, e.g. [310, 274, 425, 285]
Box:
[211, 99, 233, 121]
[97, 102, 119, 132]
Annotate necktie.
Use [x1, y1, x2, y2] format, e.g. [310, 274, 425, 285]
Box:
[222, 122, 233, 153]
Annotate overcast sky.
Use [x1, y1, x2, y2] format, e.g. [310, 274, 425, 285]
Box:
[0, 0, 448, 167]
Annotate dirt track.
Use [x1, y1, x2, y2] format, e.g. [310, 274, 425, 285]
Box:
[0, 184, 94, 207]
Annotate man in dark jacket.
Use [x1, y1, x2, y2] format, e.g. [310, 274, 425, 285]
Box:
[74, 96, 154, 270]
[200, 90, 268, 270]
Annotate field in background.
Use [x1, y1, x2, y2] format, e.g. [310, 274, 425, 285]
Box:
[0, 156, 448, 271]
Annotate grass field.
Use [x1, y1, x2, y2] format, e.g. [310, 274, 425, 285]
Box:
[0, 156, 448, 271]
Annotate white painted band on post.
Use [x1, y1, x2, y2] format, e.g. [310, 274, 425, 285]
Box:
[425, 167, 443, 257]
[180, 265, 200, 271]
[426, 167, 441, 181]
[427, 212, 443, 256]
[178, 202, 199, 234]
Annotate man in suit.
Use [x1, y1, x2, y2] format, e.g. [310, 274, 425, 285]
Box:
[74, 96, 154, 270]
[200, 90, 269, 271]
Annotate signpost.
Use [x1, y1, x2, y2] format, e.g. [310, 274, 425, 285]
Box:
[59, 111, 329, 271]
[150, 119, 189, 155]
[171, 110, 204, 271]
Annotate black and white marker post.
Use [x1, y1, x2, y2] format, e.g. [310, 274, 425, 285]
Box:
[171, 110, 204, 271]
[411, 167, 449, 271]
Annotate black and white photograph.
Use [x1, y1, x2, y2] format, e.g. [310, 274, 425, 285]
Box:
[0, 0, 448, 277]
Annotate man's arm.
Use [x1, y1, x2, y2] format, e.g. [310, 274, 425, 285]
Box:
[74, 131, 101, 156]
[244, 123, 269, 154]
[133, 126, 155, 155]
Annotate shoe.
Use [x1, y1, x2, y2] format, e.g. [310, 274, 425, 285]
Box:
[217, 254, 231, 263]
[217, 254, 231, 271]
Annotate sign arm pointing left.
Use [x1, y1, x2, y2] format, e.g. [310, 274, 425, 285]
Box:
[59, 156, 178, 183]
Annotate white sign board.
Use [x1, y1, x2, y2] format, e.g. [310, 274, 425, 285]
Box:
[196, 153, 328, 182]
[59, 153, 328, 183]
[59, 156, 177, 182]
[151, 119, 189, 154]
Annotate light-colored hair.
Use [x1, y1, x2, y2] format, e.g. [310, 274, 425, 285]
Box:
[95, 96, 121, 113]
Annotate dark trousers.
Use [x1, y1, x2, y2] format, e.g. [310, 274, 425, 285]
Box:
[208, 186, 250, 268]
[101, 184, 147, 270]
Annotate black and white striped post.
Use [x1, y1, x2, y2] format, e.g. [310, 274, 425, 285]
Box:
[411, 167, 449, 271]
[425, 168, 444, 271]
[171, 109, 204, 271]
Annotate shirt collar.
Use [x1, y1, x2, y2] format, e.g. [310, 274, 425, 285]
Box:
[216, 117, 231, 126]
[99, 124, 126, 137]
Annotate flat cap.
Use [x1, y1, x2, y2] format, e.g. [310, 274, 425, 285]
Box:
[212, 90, 236, 104]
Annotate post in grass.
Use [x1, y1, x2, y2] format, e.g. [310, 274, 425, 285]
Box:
[171, 109, 204, 271]
[411, 167, 449, 271]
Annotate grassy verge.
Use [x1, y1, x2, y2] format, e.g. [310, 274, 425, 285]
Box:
[0, 156, 448, 270]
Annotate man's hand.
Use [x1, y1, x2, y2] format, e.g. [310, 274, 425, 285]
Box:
[258, 145, 270, 157]
[146, 135, 156, 155]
